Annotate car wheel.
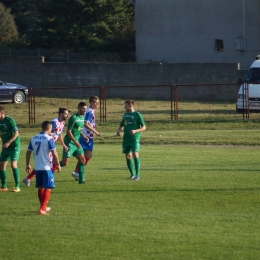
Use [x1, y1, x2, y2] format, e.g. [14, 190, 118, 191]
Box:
[13, 91, 25, 104]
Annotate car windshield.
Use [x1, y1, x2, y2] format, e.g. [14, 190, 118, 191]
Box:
[244, 68, 260, 82]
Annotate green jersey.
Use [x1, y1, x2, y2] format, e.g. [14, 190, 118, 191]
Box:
[120, 111, 145, 142]
[0, 116, 20, 148]
[64, 113, 84, 144]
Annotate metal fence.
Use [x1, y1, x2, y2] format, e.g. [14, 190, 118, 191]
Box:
[0, 48, 135, 62]
[4, 83, 257, 126]
[171, 83, 245, 121]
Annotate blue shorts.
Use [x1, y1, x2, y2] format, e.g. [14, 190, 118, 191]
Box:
[79, 137, 94, 151]
[35, 170, 55, 189]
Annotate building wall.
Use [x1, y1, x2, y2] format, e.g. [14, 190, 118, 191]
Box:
[0, 56, 247, 100]
[135, 0, 260, 69]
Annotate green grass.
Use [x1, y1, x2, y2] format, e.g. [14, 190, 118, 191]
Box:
[4, 98, 260, 124]
[1, 128, 260, 259]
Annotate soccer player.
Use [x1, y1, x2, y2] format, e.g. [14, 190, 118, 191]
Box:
[116, 100, 146, 180]
[60, 102, 88, 184]
[72, 96, 100, 181]
[23, 108, 69, 187]
[26, 121, 61, 215]
[0, 106, 21, 192]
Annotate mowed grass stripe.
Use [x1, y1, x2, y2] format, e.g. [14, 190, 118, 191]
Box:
[0, 143, 259, 259]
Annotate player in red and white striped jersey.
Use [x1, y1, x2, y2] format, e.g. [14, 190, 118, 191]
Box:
[23, 108, 69, 187]
[72, 96, 100, 181]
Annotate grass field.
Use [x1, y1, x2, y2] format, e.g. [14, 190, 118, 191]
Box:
[1, 125, 260, 259]
[4, 97, 260, 124]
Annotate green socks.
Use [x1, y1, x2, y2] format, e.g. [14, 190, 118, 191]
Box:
[127, 158, 140, 177]
[134, 158, 140, 177]
[12, 168, 20, 188]
[126, 159, 135, 176]
[0, 170, 7, 188]
[78, 163, 85, 183]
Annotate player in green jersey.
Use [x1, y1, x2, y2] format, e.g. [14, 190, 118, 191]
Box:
[116, 100, 146, 180]
[0, 107, 21, 192]
[60, 102, 88, 184]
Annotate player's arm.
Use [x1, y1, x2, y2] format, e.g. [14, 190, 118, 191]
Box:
[26, 150, 33, 174]
[116, 126, 124, 136]
[80, 131, 89, 142]
[66, 128, 81, 148]
[3, 130, 19, 148]
[130, 125, 146, 135]
[84, 121, 100, 136]
[51, 149, 61, 172]
[58, 134, 68, 151]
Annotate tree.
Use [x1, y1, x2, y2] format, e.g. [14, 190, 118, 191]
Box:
[0, 3, 19, 44]
[37, 0, 135, 52]
[0, 0, 41, 47]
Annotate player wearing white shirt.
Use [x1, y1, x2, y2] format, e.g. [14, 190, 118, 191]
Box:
[72, 96, 100, 181]
[26, 121, 61, 215]
[23, 108, 69, 187]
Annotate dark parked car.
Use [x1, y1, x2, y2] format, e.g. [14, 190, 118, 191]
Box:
[0, 80, 28, 104]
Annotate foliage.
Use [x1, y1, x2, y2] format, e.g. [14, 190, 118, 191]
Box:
[0, 2, 19, 44]
[1, 0, 135, 52]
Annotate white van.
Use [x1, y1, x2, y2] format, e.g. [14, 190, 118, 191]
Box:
[236, 58, 260, 112]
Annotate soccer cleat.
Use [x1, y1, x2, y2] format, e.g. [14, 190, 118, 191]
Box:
[78, 179, 86, 184]
[129, 175, 135, 179]
[46, 207, 51, 212]
[0, 187, 8, 192]
[134, 176, 140, 181]
[12, 187, 21, 192]
[71, 172, 79, 181]
[38, 209, 49, 215]
[23, 177, 30, 187]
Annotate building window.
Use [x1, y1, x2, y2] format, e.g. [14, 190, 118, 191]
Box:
[215, 39, 224, 51]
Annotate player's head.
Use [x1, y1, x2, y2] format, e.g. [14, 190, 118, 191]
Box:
[89, 96, 99, 109]
[0, 106, 5, 120]
[77, 101, 87, 115]
[58, 107, 69, 121]
[124, 100, 134, 112]
[42, 121, 52, 134]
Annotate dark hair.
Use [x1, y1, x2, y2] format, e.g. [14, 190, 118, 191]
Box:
[0, 106, 5, 112]
[89, 96, 99, 103]
[41, 120, 52, 130]
[58, 107, 68, 114]
[78, 102, 87, 108]
[124, 100, 134, 106]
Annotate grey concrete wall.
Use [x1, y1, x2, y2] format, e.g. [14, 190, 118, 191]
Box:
[0, 56, 247, 101]
[135, 0, 260, 69]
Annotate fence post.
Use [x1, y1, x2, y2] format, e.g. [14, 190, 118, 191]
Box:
[172, 84, 178, 120]
[100, 86, 107, 122]
[242, 82, 249, 120]
[28, 88, 35, 124]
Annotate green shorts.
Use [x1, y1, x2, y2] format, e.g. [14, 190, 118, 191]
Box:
[122, 140, 140, 153]
[62, 143, 84, 158]
[0, 146, 20, 162]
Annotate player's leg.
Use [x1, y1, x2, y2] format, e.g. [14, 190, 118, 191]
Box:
[74, 148, 85, 184]
[35, 170, 44, 204]
[132, 140, 141, 180]
[39, 170, 55, 215]
[123, 143, 135, 179]
[23, 148, 37, 186]
[132, 152, 140, 180]
[73, 138, 92, 173]
[0, 160, 8, 190]
[10, 160, 21, 192]
[9, 147, 21, 191]
[60, 145, 73, 167]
